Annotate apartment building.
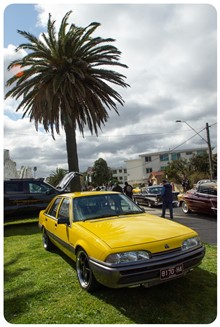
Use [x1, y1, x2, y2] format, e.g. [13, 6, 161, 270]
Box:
[125, 147, 209, 185]
[111, 167, 128, 184]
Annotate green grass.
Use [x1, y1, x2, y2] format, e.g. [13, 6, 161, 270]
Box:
[4, 220, 217, 324]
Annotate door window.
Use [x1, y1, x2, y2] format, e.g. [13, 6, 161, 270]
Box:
[5, 181, 24, 193]
[28, 181, 53, 194]
[47, 198, 62, 218]
[58, 198, 70, 220]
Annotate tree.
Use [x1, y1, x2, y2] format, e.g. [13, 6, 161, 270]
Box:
[164, 158, 190, 184]
[47, 168, 68, 186]
[164, 153, 217, 187]
[5, 11, 129, 191]
[92, 158, 111, 186]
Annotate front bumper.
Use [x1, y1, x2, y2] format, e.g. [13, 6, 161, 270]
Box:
[89, 245, 205, 288]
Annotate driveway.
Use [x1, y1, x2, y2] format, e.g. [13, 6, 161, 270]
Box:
[144, 206, 217, 245]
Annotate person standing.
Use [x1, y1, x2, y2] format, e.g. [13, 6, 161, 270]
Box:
[160, 180, 174, 219]
[124, 182, 133, 199]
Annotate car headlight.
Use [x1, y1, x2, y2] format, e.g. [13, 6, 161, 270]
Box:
[105, 251, 150, 264]
[182, 237, 201, 251]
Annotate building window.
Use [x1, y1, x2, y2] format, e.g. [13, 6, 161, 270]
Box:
[124, 169, 127, 173]
[145, 156, 151, 162]
[160, 154, 169, 161]
[185, 151, 192, 155]
[146, 168, 152, 173]
[112, 170, 117, 174]
[119, 169, 122, 173]
[171, 153, 181, 160]
[160, 166, 167, 171]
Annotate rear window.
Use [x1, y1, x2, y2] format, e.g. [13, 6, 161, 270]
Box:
[4, 181, 24, 193]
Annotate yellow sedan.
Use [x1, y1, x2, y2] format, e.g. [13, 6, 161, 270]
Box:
[38, 191, 205, 292]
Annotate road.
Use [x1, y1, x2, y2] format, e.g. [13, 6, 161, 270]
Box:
[143, 206, 217, 245]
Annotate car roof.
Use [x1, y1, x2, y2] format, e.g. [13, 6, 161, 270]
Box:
[5, 178, 44, 182]
[56, 191, 120, 198]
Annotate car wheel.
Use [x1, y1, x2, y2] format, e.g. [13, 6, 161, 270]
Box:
[76, 249, 99, 292]
[42, 228, 54, 251]
[181, 201, 191, 214]
[147, 201, 152, 207]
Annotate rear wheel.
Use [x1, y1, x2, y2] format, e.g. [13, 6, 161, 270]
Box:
[76, 249, 99, 292]
[42, 228, 54, 251]
[181, 201, 191, 214]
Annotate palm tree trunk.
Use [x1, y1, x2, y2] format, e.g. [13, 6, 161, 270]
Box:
[64, 123, 81, 192]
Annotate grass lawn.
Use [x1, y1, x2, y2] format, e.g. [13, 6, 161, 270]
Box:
[4, 220, 217, 324]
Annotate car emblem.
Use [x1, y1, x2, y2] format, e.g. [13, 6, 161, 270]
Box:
[164, 244, 170, 249]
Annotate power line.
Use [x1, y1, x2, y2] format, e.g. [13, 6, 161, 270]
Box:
[4, 122, 217, 138]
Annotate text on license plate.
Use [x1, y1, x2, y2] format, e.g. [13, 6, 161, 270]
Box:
[160, 264, 183, 280]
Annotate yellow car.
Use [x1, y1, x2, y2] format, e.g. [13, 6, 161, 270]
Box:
[132, 187, 141, 194]
[38, 191, 205, 292]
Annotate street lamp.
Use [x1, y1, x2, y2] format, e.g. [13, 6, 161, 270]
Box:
[176, 120, 213, 179]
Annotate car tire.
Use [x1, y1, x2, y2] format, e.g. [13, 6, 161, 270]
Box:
[76, 249, 99, 292]
[147, 201, 152, 207]
[181, 201, 191, 214]
[42, 228, 54, 251]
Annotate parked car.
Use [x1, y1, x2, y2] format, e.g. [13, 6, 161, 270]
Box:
[132, 187, 141, 194]
[178, 182, 217, 215]
[133, 185, 179, 207]
[4, 172, 80, 220]
[93, 186, 107, 191]
[39, 191, 205, 292]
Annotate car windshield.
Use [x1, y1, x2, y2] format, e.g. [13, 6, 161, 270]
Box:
[73, 193, 144, 221]
[147, 187, 162, 194]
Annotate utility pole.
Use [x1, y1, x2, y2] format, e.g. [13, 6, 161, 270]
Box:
[206, 123, 213, 179]
[176, 120, 214, 179]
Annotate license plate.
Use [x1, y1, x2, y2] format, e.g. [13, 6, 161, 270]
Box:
[160, 264, 183, 280]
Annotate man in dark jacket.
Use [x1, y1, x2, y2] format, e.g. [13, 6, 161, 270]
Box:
[160, 180, 174, 219]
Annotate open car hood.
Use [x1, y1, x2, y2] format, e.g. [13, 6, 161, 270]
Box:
[56, 172, 81, 191]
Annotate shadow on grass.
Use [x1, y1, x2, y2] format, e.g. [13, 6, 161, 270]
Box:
[56, 248, 217, 324]
[4, 221, 39, 237]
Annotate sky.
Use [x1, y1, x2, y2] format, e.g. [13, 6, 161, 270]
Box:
[2, 0, 218, 178]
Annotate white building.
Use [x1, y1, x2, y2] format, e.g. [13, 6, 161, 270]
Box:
[111, 167, 127, 185]
[4, 149, 33, 179]
[125, 147, 209, 185]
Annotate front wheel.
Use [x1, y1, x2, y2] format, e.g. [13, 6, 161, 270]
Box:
[181, 201, 191, 214]
[76, 249, 99, 292]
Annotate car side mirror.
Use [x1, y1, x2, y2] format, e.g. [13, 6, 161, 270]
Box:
[57, 217, 70, 225]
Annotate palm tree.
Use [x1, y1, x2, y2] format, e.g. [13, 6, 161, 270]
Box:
[47, 168, 68, 187]
[5, 11, 129, 191]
